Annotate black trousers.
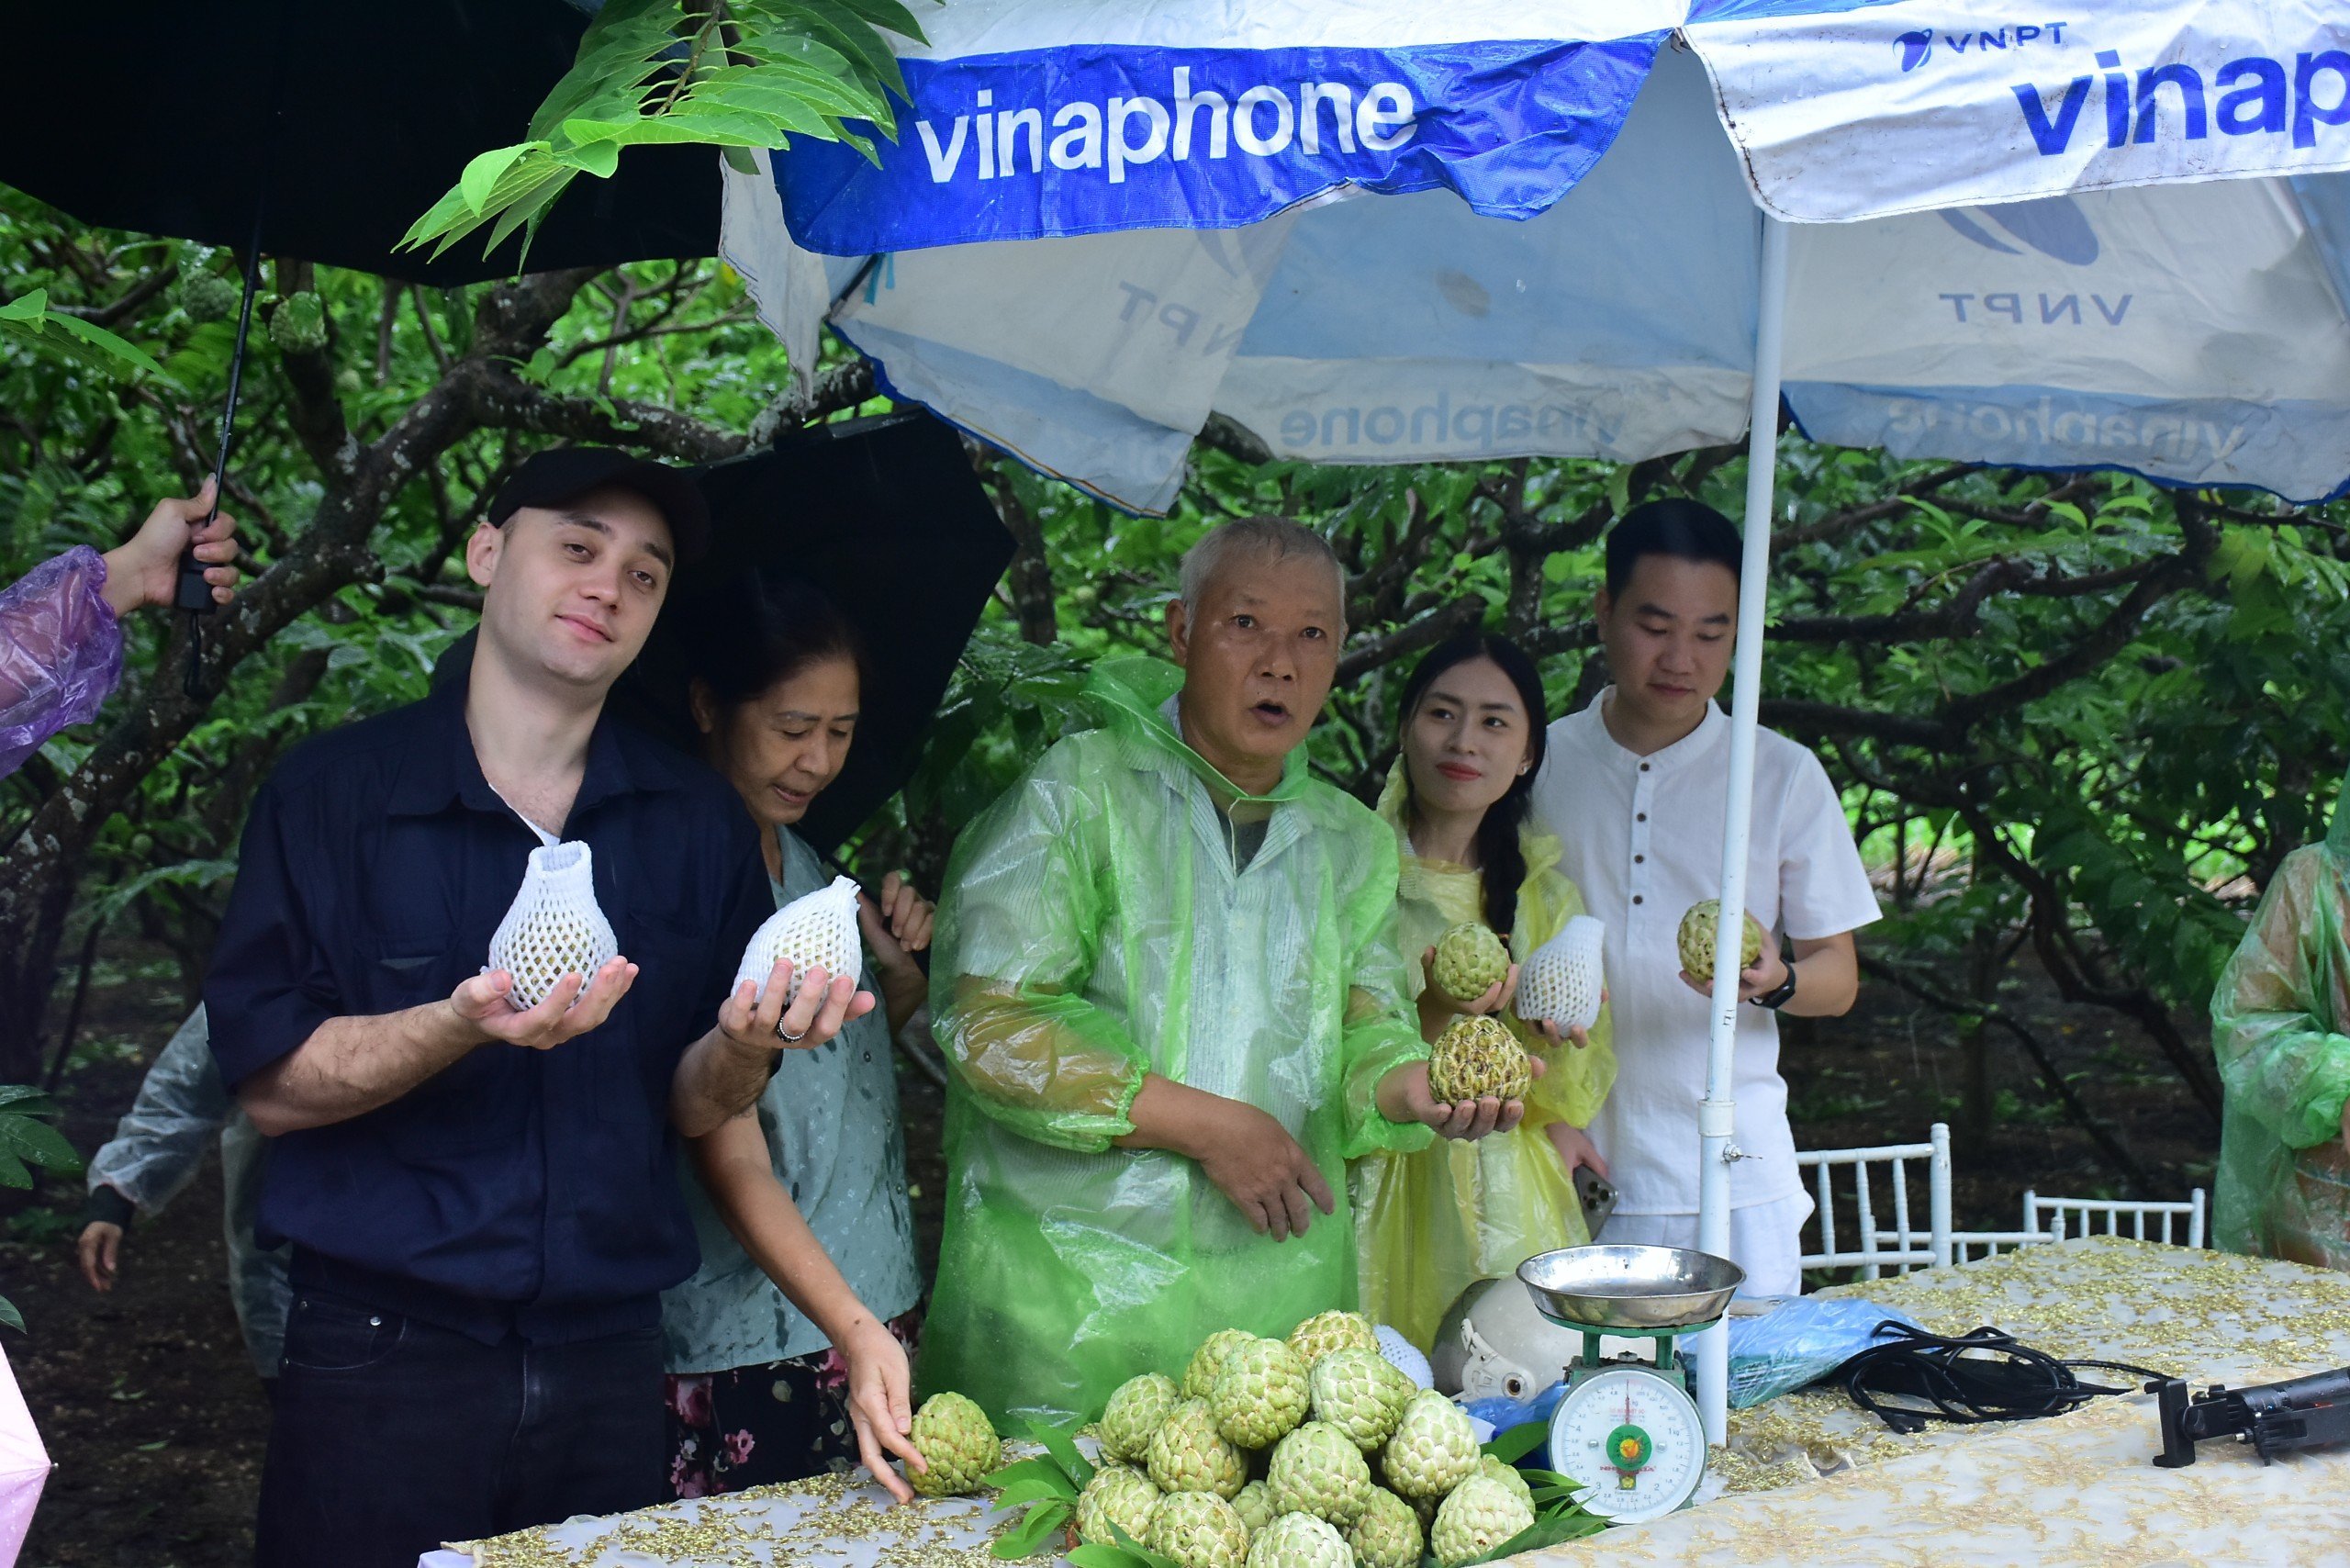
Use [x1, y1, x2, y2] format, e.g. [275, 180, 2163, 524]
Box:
[255, 1288, 666, 1568]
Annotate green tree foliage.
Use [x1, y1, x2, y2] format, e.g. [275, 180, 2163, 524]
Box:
[406, 0, 924, 264]
[0, 191, 878, 1084]
[6, 190, 2346, 1193]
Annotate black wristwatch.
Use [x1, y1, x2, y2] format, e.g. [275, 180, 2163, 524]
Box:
[1751, 959, 1798, 1011]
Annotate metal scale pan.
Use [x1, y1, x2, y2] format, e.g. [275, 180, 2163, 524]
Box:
[1517, 1245, 1746, 1525]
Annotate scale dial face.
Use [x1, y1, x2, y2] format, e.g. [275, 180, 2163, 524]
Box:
[1548, 1365, 1707, 1524]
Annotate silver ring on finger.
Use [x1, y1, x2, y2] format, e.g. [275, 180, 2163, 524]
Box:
[780, 1025, 808, 1042]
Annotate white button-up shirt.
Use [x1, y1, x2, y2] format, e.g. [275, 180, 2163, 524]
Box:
[1530, 694, 1880, 1215]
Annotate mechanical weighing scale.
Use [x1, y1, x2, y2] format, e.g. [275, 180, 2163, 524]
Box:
[1517, 1244, 1747, 1524]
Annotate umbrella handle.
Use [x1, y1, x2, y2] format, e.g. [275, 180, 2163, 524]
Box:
[176, 218, 265, 695]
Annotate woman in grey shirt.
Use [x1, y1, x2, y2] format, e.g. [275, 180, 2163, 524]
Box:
[658, 571, 932, 1500]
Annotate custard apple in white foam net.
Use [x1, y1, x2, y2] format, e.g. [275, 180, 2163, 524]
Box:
[733, 874, 864, 1024]
[1516, 913, 1605, 1032]
[486, 842, 620, 1010]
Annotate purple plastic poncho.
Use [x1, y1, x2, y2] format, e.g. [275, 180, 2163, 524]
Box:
[0, 546, 122, 778]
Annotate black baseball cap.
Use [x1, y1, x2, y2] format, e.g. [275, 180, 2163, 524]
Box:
[487, 447, 711, 564]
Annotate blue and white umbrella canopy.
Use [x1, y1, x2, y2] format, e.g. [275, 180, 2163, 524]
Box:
[716, 0, 2350, 1444]
[724, 0, 2350, 512]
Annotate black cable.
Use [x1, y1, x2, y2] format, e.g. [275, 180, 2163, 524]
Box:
[1837, 1322, 2172, 1435]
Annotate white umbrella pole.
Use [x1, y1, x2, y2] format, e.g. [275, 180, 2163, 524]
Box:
[1695, 212, 1790, 1447]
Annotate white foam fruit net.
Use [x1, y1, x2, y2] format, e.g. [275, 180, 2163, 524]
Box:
[733, 874, 865, 1029]
[486, 841, 621, 1010]
[1516, 913, 1604, 1033]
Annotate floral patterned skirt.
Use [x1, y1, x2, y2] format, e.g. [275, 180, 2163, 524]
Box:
[664, 1313, 923, 1500]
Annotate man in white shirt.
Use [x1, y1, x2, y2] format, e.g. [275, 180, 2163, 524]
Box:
[1529, 498, 1879, 1296]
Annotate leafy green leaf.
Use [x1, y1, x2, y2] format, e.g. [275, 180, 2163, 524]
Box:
[990, 1497, 1071, 1560]
[1104, 1521, 1181, 1568]
[1481, 1420, 1548, 1464]
[406, 0, 925, 263]
[1023, 1418, 1097, 1489]
[1068, 1546, 1154, 1568]
[0, 1295, 22, 1334]
[0, 1114, 83, 1175]
[0, 289, 167, 379]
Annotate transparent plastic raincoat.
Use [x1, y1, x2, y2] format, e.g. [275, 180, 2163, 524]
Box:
[2211, 774, 2350, 1267]
[1352, 764, 1618, 1350]
[922, 658, 1433, 1426]
[1, 546, 123, 778]
[84, 1007, 289, 1375]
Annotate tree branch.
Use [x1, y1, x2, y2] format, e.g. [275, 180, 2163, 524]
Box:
[1860, 953, 2155, 1193]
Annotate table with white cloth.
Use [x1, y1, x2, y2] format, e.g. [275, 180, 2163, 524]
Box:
[422, 1237, 2350, 1568]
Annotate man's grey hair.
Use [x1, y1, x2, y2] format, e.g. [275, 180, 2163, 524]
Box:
[1177, 516, 1348, 633]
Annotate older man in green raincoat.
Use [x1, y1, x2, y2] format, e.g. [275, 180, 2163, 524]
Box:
[923, 518, 1526, 1425]
[2212, 773, 2350, 1269]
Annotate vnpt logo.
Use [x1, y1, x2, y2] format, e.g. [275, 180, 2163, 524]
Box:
[1934, 197, 2130, 330]
[1893, 24, 2067, 72]
[1939, 196, 2098, 265]
[912, 67, 1416, 186]
[2013, 46, 2350, 153]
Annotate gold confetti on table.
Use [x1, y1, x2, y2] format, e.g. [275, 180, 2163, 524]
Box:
[442, 1240, 2350, 1565]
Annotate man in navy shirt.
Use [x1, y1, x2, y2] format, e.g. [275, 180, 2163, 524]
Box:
[206, 449, 875, 1565]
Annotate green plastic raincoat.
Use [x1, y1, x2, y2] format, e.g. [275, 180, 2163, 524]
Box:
[1352, 764, 1619, 1350]
[2211, 774, 2350, 1267]
[922, 658, 1433, 1426]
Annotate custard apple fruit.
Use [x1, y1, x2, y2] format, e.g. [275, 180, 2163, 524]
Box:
[1187, 1327, 1260, 1398]
[1245, 1511, 1353, 1568]
[1265, 1420, 1373, 1527]
[175, 270, 240, 323]
[1427, 1014, 1532, 1103]
[1102, 1371, 1182, 1462]
[1476, 1454, 1535, 1511]
[1211, 1337, 1312, 1450]
[1380, 1390, 1480, 1500]
[907, 1391, 1000, 1496]
[1429, 1474, 1536, 1567]
[1287, 1310, 1379, 1370]
[1308, 1347, 1416, 1450]
[1151, 1490, 1252, 1568]
[1677, 899, 1766, 985]
[1077, 1463, 1164, 1548]
[1348, 1485, 1426, 1568]
[1431, 922, 1509, 1002]
[1148, 1397, 1249, 1499]
[1231, 1479, 1276, 1535]
[268, 291, 329, 354]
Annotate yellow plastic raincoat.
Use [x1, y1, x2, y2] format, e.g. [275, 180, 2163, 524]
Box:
[921, 658, 1434, 1426]
[1351, 764, 1618, 1349]
[2211, 774, 2350, 1267]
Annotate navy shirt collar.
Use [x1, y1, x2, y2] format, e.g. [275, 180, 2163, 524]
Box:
[384, 676, 695, 824]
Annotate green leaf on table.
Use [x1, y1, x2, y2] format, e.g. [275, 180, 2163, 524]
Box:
[989, 1496, 1071, 1560]
[1481, 1419, 1549, 1464]
[992, 1475, 1076, 1511]
[1104, 1521, 1181, 1568]
[979, 1455, 1074, 1498]
[1022, 1418, 1096, 1489]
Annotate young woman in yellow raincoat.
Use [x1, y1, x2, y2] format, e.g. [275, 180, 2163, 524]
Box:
[2211, 771, 2350, 1268]
[1354, 631, 1618, 1350]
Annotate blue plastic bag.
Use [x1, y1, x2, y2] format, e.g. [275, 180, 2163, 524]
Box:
[1727, 1298, 1920, 1408]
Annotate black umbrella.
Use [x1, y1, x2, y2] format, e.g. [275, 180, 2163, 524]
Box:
[663, 412, 1014, 855]
[437, 411, 1015, 855]
[0, 2, 718, 286]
